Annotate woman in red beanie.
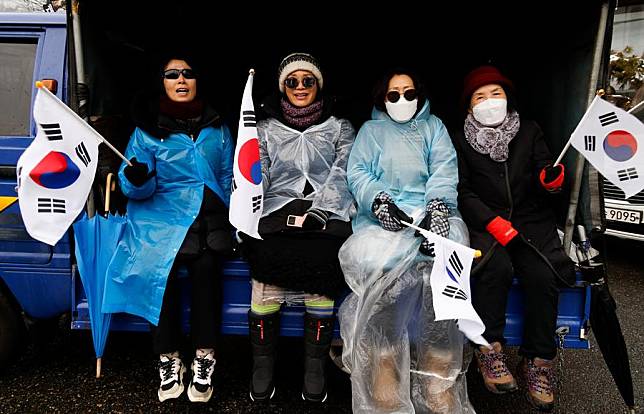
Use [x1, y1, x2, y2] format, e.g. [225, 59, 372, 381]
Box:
[451, 65, 575, 412]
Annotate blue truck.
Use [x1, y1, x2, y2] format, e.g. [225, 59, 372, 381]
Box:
[0, 4, 614, 370]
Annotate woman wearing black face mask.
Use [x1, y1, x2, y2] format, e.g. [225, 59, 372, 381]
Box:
[451, 65, 575, 412]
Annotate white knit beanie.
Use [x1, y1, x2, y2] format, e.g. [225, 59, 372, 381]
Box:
[277, 52, 323, 93]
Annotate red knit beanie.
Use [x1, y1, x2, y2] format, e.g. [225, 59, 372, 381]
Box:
[461, 65, 514, 109]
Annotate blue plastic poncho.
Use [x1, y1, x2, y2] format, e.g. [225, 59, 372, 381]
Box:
[103, 125, 233, 325]
[348, 100, 458, 233]
[339, 101, 475, 413]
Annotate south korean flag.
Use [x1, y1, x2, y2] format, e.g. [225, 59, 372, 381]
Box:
[229, 70, 263, 239]
[570, 95, 644, 198]
[16, 85, 101, 246]
[425, 230, 489, 347]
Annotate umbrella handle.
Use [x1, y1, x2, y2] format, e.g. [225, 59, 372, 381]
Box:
[104, 173, 115, 214]
[96, 357, 102, 378]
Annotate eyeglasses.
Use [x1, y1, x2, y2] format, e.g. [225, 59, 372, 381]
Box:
[386, 89, 418, 103]
[162, 68, 196, 80]
[284, 76, 317, 89]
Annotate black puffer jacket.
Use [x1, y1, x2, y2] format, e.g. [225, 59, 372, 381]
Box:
[451, 119, 575, 285]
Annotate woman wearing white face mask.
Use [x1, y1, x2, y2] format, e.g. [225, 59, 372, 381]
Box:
[451, 65, 575, 412]
[340, 68, 473, 413]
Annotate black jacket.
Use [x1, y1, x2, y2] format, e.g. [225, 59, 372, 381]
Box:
[130, 90, 222, 139]
[452, 119, 574, 284]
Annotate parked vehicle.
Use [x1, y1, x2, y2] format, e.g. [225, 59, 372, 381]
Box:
[602, 3, 644, 241]
[1, 3, 615, 370]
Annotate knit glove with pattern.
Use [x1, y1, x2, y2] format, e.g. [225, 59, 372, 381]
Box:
[371, 192, 413, 232]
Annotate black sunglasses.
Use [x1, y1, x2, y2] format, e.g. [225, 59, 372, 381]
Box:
[163, 68, 196, 80]
[386, 89, 418, 103]
[284, 76, 317, 89]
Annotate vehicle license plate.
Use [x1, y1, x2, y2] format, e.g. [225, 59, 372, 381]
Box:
[605, 207, 643, 223]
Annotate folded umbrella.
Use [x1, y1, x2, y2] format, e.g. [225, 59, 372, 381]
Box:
[581, 259, 635, 413]
[73, 173, 126, 377]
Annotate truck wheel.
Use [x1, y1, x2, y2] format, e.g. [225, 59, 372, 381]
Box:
[0, 291, 25, 371]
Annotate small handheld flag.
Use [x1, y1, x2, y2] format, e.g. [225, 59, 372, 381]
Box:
[562, 96, 644, 198]
[402, 221, 488, 347]
[229, 70, 263, 239]
[16, 84, 104, 245]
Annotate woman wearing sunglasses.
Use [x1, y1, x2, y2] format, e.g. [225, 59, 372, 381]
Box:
[240, 52, 355, 403]
[339, 68, 473, 413]
[111, 55, 233, 403]
[452, 65, 574, 412]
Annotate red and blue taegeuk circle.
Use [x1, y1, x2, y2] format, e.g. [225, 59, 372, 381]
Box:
[29, 151, 80, 189]
[238, 138, 262, 184]
[603, 130, 638, 162]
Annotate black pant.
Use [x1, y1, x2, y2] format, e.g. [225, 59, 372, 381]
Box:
[472, 241, 559, 360]
[151, 250, 222, 355]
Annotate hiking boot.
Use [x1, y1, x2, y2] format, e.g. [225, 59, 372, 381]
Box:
[421, 351, 457, 414]
[249, 311, 279, 402]
[158, 352, 186, 402]
[302, 314, 334, 402]
[425, 388, 456, 414]
[187, 349, 216, 403]
[474, 342, 518, 394]
[520, 357, 555, 412]
[372, 353, 402, 411]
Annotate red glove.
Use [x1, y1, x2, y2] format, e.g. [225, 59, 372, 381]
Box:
[486, 216, 518, 246]
[539, 164, 565, 192]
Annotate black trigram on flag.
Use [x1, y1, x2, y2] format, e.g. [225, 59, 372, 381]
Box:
[617, 167, 639, 181]
[448, 251, 464, 278]
[38, 198, 65, 213]
[75, 141, 91, 167]
[442, 285, 467, 301]
[243, 110, 256, 127]
[443, 251, 467, 300]
[252, 195, 262, 213]
[598, 112, 619, 127]
[584, 135, 596, 151]
[231, 178, 237, 192]
[40, 123, 63, 141]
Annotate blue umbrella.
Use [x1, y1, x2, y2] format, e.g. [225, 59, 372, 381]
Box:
[73, 173, 126, 377]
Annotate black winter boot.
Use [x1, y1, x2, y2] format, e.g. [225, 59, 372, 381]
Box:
[302, 313, 334, 402]
[248, 311, 279, 401]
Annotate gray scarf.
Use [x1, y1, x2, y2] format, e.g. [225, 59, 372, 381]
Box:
[464, 111, 520, 162]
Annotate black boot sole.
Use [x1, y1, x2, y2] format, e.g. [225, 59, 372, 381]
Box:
[301, 390, 328, 403]
[249, 383, 276, 402]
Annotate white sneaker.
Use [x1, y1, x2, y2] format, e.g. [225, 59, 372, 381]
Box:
[187, 349, 216, 403]
[158, 352, 186, 402]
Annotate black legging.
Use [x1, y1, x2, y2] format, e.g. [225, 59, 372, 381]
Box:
[472, 241, 559, 360]
[151, 250, 222, 355]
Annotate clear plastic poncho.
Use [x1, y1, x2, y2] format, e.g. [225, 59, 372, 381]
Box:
[339, 100, 475, 413]
[339, 216, 476, 414]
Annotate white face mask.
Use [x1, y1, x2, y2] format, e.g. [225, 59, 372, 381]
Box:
[385, 98, 418, 123]
[472, 98, 507, 126]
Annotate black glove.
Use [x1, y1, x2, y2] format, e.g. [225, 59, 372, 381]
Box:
[372, 192, 413, 231]
[415, 199, 450, 256]
[123, 157, 156, 187]
[302, 208, 328, 231]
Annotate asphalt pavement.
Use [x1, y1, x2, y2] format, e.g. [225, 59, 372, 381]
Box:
[0, 236, 641, 414]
